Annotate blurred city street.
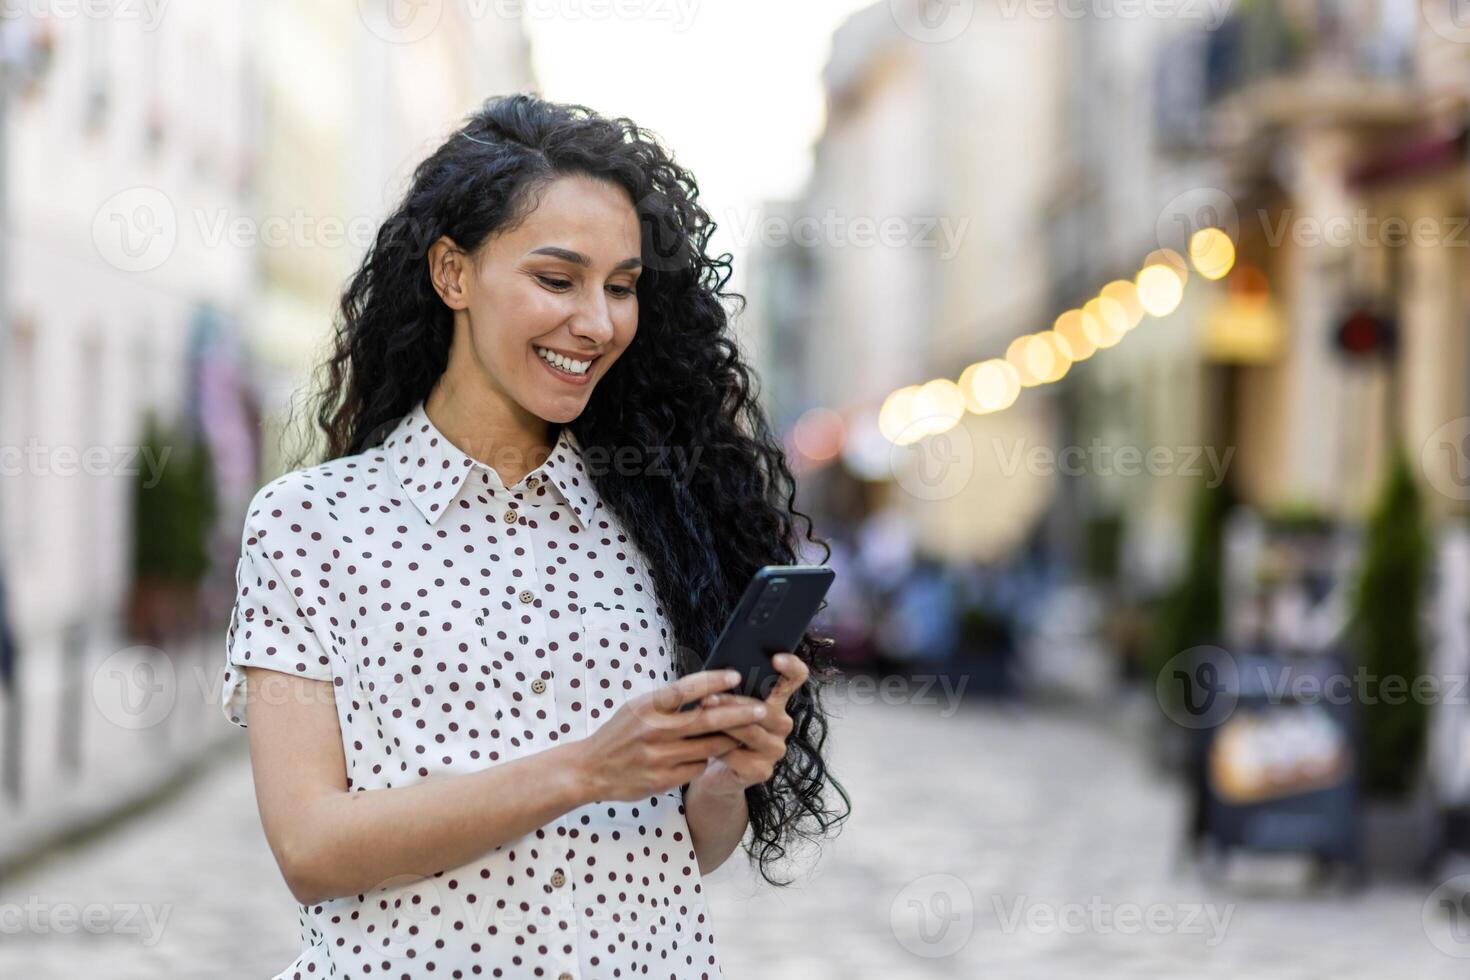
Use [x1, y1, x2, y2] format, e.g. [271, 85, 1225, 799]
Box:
[1, 691, 1461, 979]
[5, 0, 1470, 976]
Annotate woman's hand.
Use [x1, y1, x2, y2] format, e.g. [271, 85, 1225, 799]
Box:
[685, 652, 809, 799]
[574, 669, 768, 803]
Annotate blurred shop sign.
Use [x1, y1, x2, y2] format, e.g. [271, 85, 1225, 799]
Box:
[1202, 265, 1282, 364]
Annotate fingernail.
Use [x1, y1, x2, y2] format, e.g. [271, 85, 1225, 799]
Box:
[754, 705, 766, 717]
[726, 671, 740, 684]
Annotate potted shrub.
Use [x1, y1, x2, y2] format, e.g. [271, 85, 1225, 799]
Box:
[125, 412, 219, 647]
[1351, 447, 1436, 877]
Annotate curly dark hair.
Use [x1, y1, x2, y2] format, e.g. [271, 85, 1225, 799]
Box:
[287, 92, 851, 886]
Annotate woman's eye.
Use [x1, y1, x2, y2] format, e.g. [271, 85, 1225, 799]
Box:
[607, 284, 635, 298]
[535, 275, 572, 290]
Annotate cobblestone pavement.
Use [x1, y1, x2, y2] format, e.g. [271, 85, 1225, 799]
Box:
[1, 696, 1464, 978]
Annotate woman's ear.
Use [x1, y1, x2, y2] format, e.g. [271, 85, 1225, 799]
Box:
[428, 235, 471, 310]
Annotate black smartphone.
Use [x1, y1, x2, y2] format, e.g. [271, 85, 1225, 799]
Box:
[678, 565, 836, 711]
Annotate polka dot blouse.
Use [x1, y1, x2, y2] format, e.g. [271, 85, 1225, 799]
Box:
[220, 398, 724, 980]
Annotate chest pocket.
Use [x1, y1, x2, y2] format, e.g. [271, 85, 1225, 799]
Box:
[344, 605, 523, 785]
[579, 601, 678, 725]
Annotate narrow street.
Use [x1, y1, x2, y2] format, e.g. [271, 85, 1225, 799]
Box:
[0, 693, 1460, 979]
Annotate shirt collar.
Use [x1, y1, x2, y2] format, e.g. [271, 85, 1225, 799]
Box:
[384, 399, 597, 532]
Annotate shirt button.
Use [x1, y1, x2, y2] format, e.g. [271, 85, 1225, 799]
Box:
[558, 973, 574, 980]
[526, 475, 540, 489]
[530, 678, 547, 694]
[551, 869, 566, 888]
[503, 508, 517, 524]
[519, 589, 534, 604]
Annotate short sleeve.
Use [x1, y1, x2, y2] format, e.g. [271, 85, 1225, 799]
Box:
[221, 528, 335, 729]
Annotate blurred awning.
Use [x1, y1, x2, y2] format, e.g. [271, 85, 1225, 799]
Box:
[1347, 125, 1468, 190]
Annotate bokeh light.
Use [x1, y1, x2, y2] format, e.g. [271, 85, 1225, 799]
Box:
[1189, 228, 1236, 280]
[958, 358, 1023, 414]
[1136, 264, 1185, 317]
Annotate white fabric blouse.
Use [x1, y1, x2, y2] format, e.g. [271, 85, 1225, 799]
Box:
[221, 398, 724, 980]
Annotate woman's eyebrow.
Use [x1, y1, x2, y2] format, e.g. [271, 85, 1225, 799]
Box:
[528, 245, 642, 271]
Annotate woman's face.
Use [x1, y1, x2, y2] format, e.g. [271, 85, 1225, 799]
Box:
[431, 174, 643, 427]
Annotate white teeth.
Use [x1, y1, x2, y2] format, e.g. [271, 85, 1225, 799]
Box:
[535, 346, 591, 376]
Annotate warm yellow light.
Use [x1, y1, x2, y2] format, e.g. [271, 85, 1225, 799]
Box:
[1189, 228, 1236, 280]
[1136, 264, 1185, 317]
[1082, 299, 1125, 348]
[1143, 248, 1189, 286]
[959, 358, 1021, 414]
[1053, 310, 1097, 361]
[1032, 331, 1073, 383]
[908, 378, 965, 440]
[1100, 280, 1145, 330]
[1021, 334, 1054, 384]
[1006, 334, 1041, 386]
[878, 385, 920, 444]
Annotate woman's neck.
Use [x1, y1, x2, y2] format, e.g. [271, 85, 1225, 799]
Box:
[423, 381, 554, 488]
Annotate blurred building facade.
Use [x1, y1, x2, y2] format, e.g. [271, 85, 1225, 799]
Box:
[0, 5, 533, 823]
[250, 1, 534, 473]
[0, 6, 257, 637]
[763, 0, 1470, 589]
[1059, 0, 1470, 593]
[763, 1, 1069, 562]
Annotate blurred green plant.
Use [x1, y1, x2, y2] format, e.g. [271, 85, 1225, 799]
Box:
[1082, 511, 1124, 584]
[132, 412, 219, 585]
[1350, 447, 1430, 800]
[1147, 480, 1233, 715]
[1262, 501, 1335, 536]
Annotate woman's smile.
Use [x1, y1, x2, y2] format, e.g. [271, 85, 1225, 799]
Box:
[533, 344, 598, 384]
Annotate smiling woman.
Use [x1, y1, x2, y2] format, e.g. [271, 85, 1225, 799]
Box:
[222, 93, 852, 980]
